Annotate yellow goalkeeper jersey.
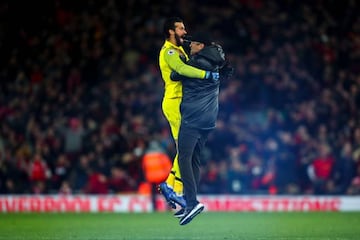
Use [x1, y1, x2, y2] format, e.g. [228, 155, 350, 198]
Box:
[159, 40, 206, 99]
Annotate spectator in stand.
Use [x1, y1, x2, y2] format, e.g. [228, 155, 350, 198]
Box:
[274, 132, 300, 194]
[59, 181, 72, 194]
[51, 154, 71, 192]
[331, 141, 356, 194]
[70, 154, 90, 193]
[347, 164, 360, 195]
[28, 153, 52, 194]
[84, 162, 108, 194]
[58, 117, 88, 162]
[307, 143, 335, 194]
[200, 160, 223, 194]
[108, 164, 137, 193]
[224, 146, 251, 194]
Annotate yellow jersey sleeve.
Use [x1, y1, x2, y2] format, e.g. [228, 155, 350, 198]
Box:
[159, 43, 207, 99]
[163, 48, 206, 78]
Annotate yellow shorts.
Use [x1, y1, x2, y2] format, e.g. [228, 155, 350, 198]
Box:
[162, 97, 181, 140]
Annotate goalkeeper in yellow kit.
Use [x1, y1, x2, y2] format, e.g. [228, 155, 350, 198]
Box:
[158, 17, 219, 217]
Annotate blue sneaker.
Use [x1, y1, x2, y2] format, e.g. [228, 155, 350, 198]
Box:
[159, 183, 187, 209]
[170, 193, 186, 209]
[158, 183, 176, 209]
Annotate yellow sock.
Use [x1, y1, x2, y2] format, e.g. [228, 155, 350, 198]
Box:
[165, 170, 175, 189]
[173, 178, 183, 196]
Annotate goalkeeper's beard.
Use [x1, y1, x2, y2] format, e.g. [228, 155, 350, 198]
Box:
[175, 34, 183, 46]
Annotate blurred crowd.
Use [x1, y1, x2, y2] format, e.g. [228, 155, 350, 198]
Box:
[1, 0, 360, 195]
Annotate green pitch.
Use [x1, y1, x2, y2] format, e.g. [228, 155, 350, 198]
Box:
[1, 212, 359, 240]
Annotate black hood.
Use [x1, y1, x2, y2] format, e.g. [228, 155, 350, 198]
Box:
[197, 44, 226, 67]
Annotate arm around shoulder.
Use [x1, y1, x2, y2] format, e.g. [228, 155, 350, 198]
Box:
[163, 49, 206, 79]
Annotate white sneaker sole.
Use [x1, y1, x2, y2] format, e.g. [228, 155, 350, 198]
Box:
[179, 203, 204, 225]
[174, 210, 185, 218]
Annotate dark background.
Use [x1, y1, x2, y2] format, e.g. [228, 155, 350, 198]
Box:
[0, 0, 360, 196]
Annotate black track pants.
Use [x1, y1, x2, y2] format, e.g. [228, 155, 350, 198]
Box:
[178, 125, 210, 209]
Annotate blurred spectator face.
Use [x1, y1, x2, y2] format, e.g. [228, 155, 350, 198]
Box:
[354, 128, 360, 143]
[341, 142, 353, 158]
[249, 62, 261, 75]
[69, 118, 80, 130]
[319, 143, 331, 158]
[279, 131, 292, 145]
[59, 181, 72, 194]
[265, 138, 278, 152]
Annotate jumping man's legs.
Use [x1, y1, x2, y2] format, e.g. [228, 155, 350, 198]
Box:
[160, 98, 184, 207]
